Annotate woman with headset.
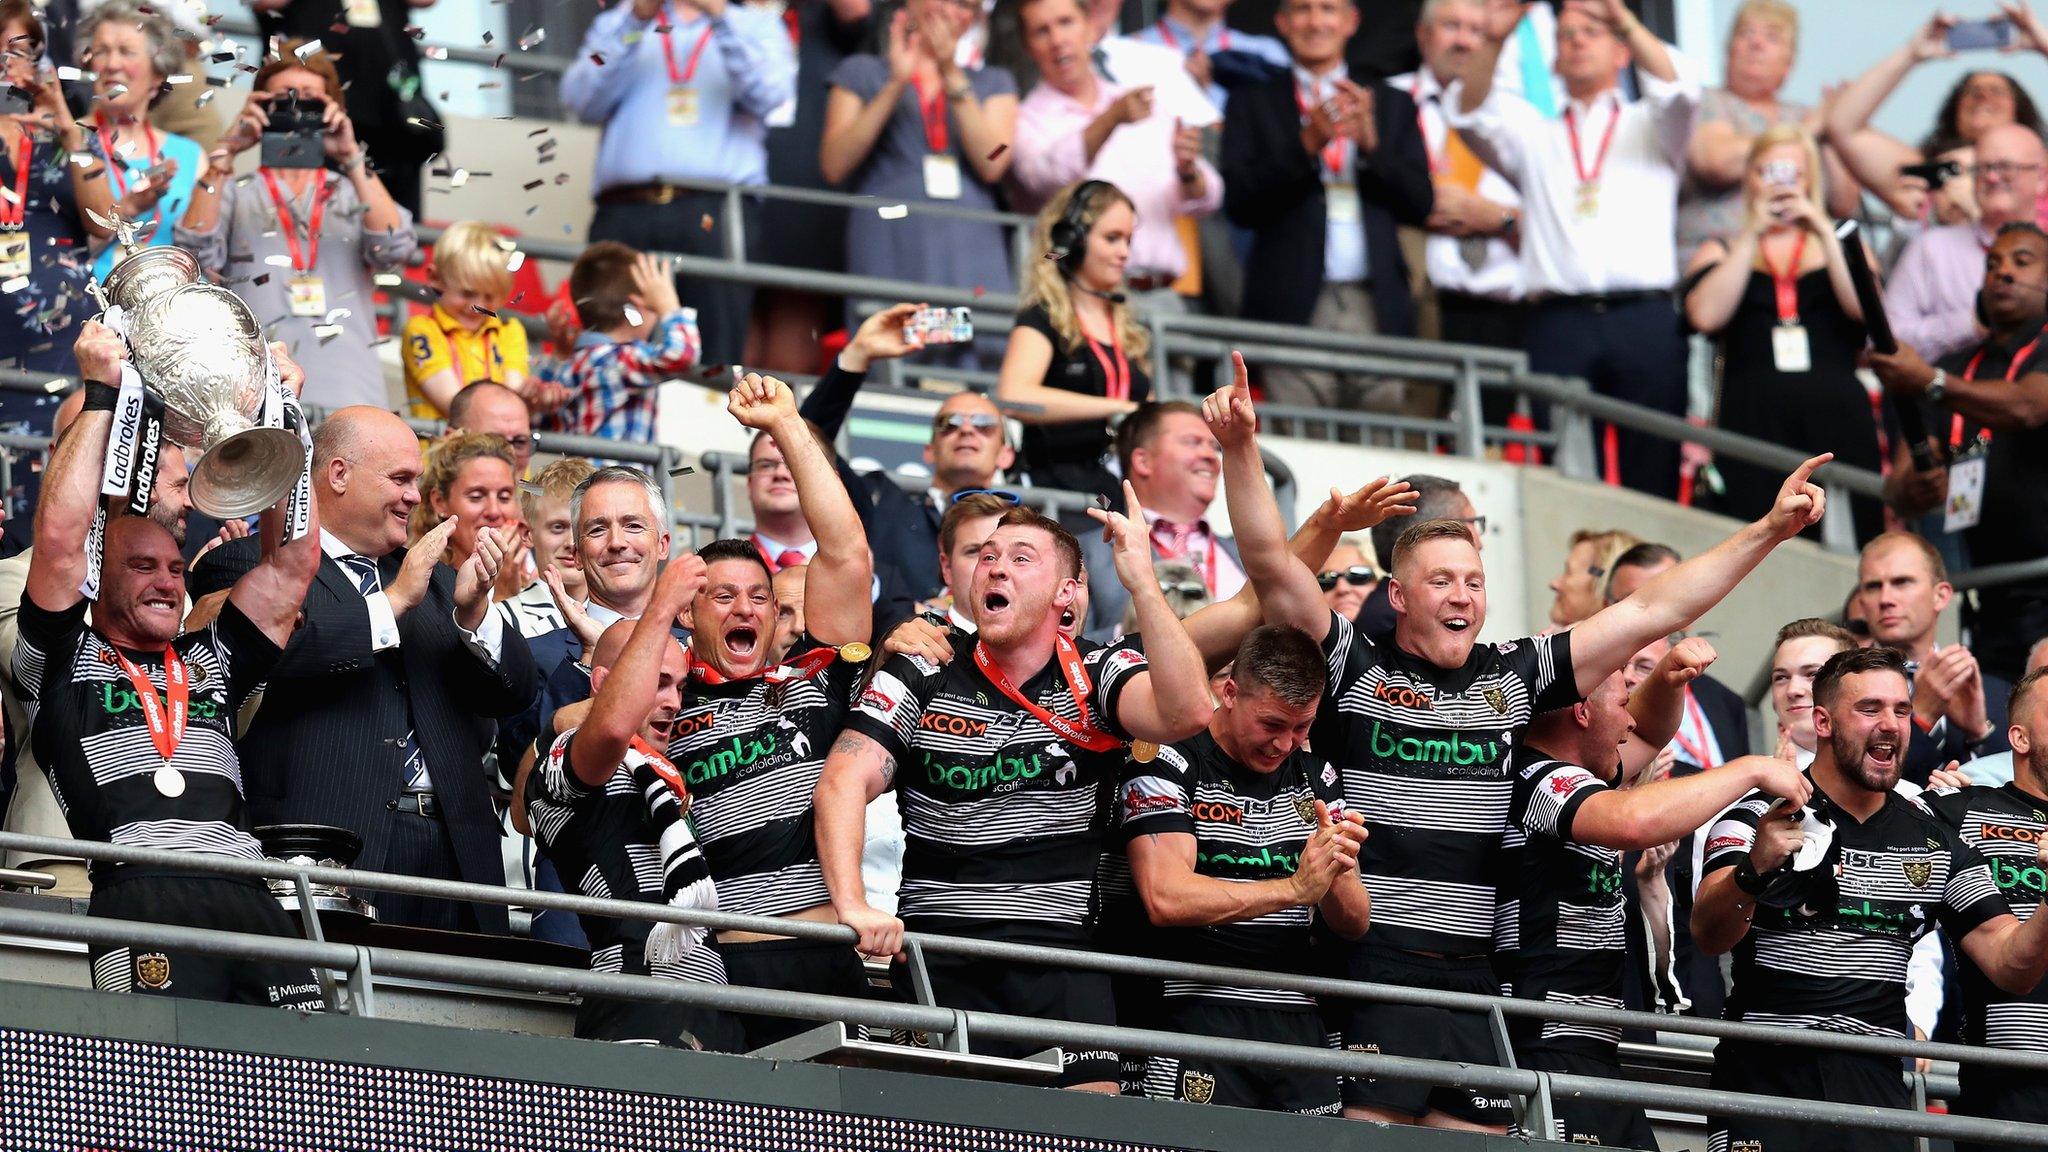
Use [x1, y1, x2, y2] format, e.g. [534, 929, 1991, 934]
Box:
[996, 180, 1151, 502]
[1684, 125, 1880, 543]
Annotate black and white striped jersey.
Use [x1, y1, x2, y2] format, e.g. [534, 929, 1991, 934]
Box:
[844, 631, 1147, 946]
[528, 729, 722, 983]
[1312, 610, 1578, 957]
[1494, 746, 1626, 1050]
[1702, 776, 2009, 1037]
[14, 595, 277, 878]
[1116, 729, 1344, 1010]
[1926, 783, 2048, 1053]
[664, 636, 863, 919]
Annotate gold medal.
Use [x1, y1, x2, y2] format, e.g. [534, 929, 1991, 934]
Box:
[837, 642, 872, 664]
[1131, 740, 1159, 763]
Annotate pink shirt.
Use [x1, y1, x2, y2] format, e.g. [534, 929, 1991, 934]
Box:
[1011, 79, 1223, 279]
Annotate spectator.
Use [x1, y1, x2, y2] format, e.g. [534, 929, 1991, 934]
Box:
[1843, 583, 1874, 647]
[1926, 667, 2048, 1139]
[1693, 646, 2048, 1152]
[248, 0, 442, 219]
[1855, 531, 2011, 786]
[1126, 0, 1288, 112]
[923, 490, 1017, 628]
[745, 419, 826, 574]
[1881, 124, 2046, 364]
[1358, 472, 1476, 634]
[93, 0, 218, 148]
[1391, 0, 1525, 399]
[1824, 10, 2048, 234]
[522, 594, 739, 1049]
[1871, 223, 2048, 682]
[1120, 625, 1370, 1113]
[1078, 399, 1241, 639]
[560, 0, 795, 367]
[1118, 557, 1211, 635]
[821, 0, 1016, 345]
[552, 244, 703, 447]
[176, 41, 415, 412]
[817, 501, 1213, 1094]
[1501, 660, 1807, 1147]
[797, 303, 1013, 604]
[403, 222, 546, 421]
[1685, 125, 1881, 542]
[1677, 0, 1859, 264]
[1767, 617, 1856, 766]
[1450, 0, 1700, 499]
[1545, 527, 1637, 628]
[1604, 544, 1753, 777]
[662, 373, 874, 1051]
[17, 321, 323, 1008]
[408, 433, 519, 577]
[499, 458, 598, 641]
[1315, 534, 1376, 624]
[1011, 0, 1221, 318]
[79, 0, 201, 280]
[187, 407, 538, 934]
[446, 383, 537, 479]
[996, 180, 1151, 501]
[1220, 0, 1432, 413]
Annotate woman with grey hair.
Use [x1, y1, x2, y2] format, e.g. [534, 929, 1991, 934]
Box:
[78, 0, 202, 279]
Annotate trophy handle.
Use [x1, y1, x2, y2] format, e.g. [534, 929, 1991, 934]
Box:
[189, 427, 308, 519]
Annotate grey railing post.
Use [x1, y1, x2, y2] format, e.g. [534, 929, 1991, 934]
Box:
[350, 945, 378, 1018]
[723, 186, 747, 264]
[290, 869, 344, 1013]
[1526, 1070, 1557, 1143]
[1820, 481, 1856, 553]
[1011, 218, 1033, 282]
[1454, 358, 1485, 458]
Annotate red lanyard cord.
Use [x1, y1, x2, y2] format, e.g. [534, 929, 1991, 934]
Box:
[258, 169, 328, 273]
[1562, 94, 1621, 189]
[1761, 230, 1808, 325]
[1955, 335, 2042, 449]
[659, 5, 717, 84]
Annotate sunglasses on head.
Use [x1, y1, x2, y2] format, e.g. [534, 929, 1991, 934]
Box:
[935, 412, 1002, 433]
[951, 487, 1021, 505]
[1159, 579, 1208, 597]
[1317, 565, 1379, 590]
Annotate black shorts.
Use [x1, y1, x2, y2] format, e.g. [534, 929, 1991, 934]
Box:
[720, 934, 870, 1051]
[1709, 1039, 1909, 1152]
[1518, 1044, 1656, 1149]
[1324, 944, 1515, 1125]
[575, 941, 744, 1052]
[1142, 998, 1339, 1115]
[1955, 1062, 2048, 1152]
[895, 946, 1120, 1089]
[87, 872, 326, 1012]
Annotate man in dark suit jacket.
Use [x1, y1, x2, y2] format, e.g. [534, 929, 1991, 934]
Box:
[191, 407, 536, 934]
[1221, 0, 1432, 411]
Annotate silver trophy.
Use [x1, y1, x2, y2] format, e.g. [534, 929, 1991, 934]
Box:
[101, 247, 306, 518]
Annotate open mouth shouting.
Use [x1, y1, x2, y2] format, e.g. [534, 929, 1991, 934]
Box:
[1440, 614, 1472, 633]
[723, 623, 760, 663]
[983, 588, 1013, 622]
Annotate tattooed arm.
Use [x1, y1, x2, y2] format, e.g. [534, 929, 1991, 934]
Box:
[814, 729, 904, 956]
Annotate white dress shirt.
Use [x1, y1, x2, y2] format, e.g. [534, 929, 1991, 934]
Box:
[1445, 50, 1701, 297]
[1388, 66, 1523, 301]
[1293, 63, 1366, 286]
[320, 528, 506, 660]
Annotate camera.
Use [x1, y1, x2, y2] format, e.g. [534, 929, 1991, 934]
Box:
[0, 85, 29, 116]
[1759, 158, 1799, 189]
[1899, 158, 1963, 191]
[260, 91, 328, 170]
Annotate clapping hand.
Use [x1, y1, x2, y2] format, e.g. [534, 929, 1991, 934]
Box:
[1288, 800, 1369, 904]
[454, 524, 510, 630]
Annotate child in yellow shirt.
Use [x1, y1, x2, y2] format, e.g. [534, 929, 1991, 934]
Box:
[402, 220, 532, 419]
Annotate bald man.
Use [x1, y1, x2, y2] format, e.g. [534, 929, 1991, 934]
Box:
[190, 405, 538, 934]
[448, 382, 536, 476]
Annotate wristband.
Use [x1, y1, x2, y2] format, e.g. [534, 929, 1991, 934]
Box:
[80, 380, 121, 411]
[1732, 855, 1771, 896]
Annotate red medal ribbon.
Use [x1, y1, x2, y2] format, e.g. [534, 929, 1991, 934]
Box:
[660, 5, 718, 84]
[258, 168, 328, 273]
[684, 642, 838, 686]
[1563, 94, 1621, 193]
[1670, 691, 1715, 769]
[1085, 326, 1131, 402]
[909, 73, 949, 154]
[972, 633, 1123, 753]
[0, 131, 31, 229]
[1762, 230, 1807, 326]
[112, 643, 189, 764]
[1956, 334, 2042, 449]
[632, 734, 690, 803]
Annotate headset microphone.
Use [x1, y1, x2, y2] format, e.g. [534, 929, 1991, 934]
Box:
[1074, 284, 1127, 306]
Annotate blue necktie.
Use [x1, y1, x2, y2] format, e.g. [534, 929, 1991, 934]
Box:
[340, 554, 380, 597]
[342, 554, 431, 792]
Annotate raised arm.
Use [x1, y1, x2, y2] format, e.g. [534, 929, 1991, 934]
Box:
[728, 372, 873, 645]
[815, 727, 903, 955]
[1825, 15, 1951, 163]
[26, 323, 122, 614]
[569, 554, 707, 788]
[1569, 455, 1827, 695]
[1627, 637, 1715, 753]
[1577, 755, 1808, 852]
[1089, 481, 1214, 742]
[800, 303, 922, 439]
[225, 483, 324, 649]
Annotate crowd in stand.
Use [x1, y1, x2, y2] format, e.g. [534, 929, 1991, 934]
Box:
[5, 0, 2048, 1150]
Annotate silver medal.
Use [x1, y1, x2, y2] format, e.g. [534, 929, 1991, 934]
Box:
[153, 762, 185, 797]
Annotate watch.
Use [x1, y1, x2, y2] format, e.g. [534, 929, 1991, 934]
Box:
[1925, 367, 1948, 404]
[1732, 855, 1771, 896]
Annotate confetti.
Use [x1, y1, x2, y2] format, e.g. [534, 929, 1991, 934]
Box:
[166, 74, 192, 85]
[422, 45, 447, 60]
[667, 464, 697, 476]
[405, 24, 426, 39]
[294, 39, 323, 60]
[522, 179, 543, 191]
[518, 27, 546, 49]
[973, 284, 987, 297]
[406, 116, 441, 130]
[493, 53, 505, 68]
[518, 481, 542, 496]
[103, 83, 128, 99]
[195, 90, 216, 107]
[372, 273, 404, 288]
[588, 52, 605, 65]
[252, 273, 271, 285]
[41, 378, 67, 393]
[622, 304, 644, 325]
[506, 251, 526, 272]
[56, 65, 83, 81]
[482, 30, 495, 44]
[700, 213, 713, 231]
[209, 52, 235, 63]
[877, 204, 908, 220]
[264, 254, 293, 267]
[986, 143, 1007, 160]
[0, 276, 25, 294]
[528, 127, 549, 138]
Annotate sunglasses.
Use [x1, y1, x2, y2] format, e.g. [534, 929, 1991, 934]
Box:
[951, 487, 1021, 505]
[1159, 579, 1208, 597]
[1458, 515, 1487, 536]
[1317, 566, 1379, 590]
[934, 412, 1002, 433]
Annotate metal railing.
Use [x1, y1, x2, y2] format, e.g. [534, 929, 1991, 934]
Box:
[2, 831, 2043, 1150]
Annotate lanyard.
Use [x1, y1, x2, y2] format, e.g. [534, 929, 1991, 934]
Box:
[112, 644, 189, 764]
[96, 117, 161, 225]
[1563, 94, 1621, 190]
[1956, 335, 2042, 449]
[631, 735, 691, 804]
[1084, 325, 1131, 401]
[1155, 19, 1226, 52]
[258, 169, 328, 273]
[683, 641, 837, 686]
[1150, 519, 1218, 592]
[1761, 230, 1808, 326]
[0, 131, 30, 229]
[660, 6, 717, 85]
[972, 633, 1123, 753]
[1670, 691, 1714, 769]
[1293, 81, 1346, 175]
[908, 72, 949, 154]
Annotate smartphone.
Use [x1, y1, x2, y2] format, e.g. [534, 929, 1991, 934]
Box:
[904, 306, 973, 346]
[0, 85, 28, 116]
[1760, 158, 1799, 188]
[1948, 17, 2015, 52]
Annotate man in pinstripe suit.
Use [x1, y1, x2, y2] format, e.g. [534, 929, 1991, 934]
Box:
[191, 406, 537, 934]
